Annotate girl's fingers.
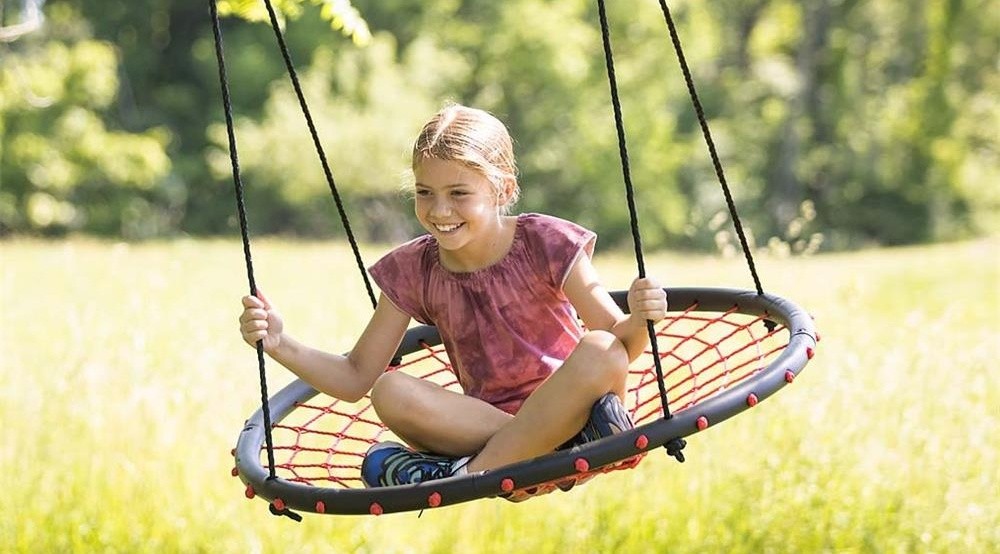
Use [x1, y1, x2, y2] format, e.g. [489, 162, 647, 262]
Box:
[240, 291, 280, 349]
[241, 318, 268, 332]
[249, 308, 269, 320]
[242, 321, 273, 346]
[632, 291, 667, 306]
[238, 308, 268, 325]
[242, 293, 273, 311]
[255, 289, 272, 309]
[630, 282, 668, 321]
[636, 289, 662, 300]
[633, 276, 661, 288]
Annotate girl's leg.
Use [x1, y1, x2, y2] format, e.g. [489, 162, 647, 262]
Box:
[370, 370, 512, 456]
[467, 330, 629, 473]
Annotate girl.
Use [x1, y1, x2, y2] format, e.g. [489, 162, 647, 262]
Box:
[239, 104, 667, 488]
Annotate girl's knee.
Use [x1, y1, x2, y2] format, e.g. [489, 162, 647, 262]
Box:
[370, 371, 417, 416]
[579, 330, 627, 360]
[576, 330, 629, 383]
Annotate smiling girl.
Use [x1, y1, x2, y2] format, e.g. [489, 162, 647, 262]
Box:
[239, 104, 667, 488]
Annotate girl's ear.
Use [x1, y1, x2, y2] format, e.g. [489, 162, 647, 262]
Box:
[497, 178, 516, 206]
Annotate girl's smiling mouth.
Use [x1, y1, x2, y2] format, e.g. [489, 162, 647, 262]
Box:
[434, 223, 464, 233]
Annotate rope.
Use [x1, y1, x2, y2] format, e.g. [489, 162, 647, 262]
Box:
[596, 1, 679, 460]
[208, 0, 298, 521]
[260, 0, 378, 310]
[657, 0, 765, 296]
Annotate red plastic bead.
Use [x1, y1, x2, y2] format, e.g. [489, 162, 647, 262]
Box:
[231, 467, 239, 477]
[806, 347, 815, 359]
[696, 416, 709, 431]
[785, 370, 796, 383]
[500, 478, 515, 492]
[369, 503, 384, 516]
[746, 393, 759, 407]
[272, 498, 285, 511]
[315, 501, 326, 514]
[634, 434, 649, 449]
[245, 485, 255, 499]
[428, 492, 442, 507]
[574, 458, 590, 473]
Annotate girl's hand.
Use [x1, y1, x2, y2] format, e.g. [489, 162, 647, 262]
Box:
[239, 290, 284, 354]
[627, 276, 668, 323]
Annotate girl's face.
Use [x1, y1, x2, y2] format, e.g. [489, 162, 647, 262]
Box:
[413, 157, 507, 263]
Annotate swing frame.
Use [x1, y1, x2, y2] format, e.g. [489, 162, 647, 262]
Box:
[234, 287, 816, 516]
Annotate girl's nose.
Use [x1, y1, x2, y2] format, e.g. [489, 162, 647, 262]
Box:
[429, 197, 452, 216]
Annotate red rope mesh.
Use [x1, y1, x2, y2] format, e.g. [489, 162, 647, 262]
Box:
[264, 305, 787, 491]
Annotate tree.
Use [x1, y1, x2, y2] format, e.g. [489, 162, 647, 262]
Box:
[0, 4, 171, 237]
[3, 0, 995, 247]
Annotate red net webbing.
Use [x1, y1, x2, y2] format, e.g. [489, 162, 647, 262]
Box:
[262, 305, 788, 490]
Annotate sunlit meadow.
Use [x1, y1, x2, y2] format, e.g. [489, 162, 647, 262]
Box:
[1, 237, 997, 553]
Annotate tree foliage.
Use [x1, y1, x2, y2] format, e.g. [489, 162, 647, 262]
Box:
[217, 0, 371, 45]
[1, 0, 996, 249]
[1, 3, 172, 236]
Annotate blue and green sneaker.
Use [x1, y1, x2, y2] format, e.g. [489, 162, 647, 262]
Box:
[560, 392, 635, 450]
[361, 441, 457, 487]
[554, 393, 635, 492]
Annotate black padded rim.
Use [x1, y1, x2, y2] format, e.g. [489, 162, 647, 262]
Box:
[234, 287, 817, 515]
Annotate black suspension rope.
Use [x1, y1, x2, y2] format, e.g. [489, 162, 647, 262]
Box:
[596, 0, 684, 463]
[208, 0, 298, 521]
[259, 0, 378, 310]
[657, 0, 765, 296]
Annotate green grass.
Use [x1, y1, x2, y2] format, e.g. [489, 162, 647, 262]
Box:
[2, 237, 997, 553]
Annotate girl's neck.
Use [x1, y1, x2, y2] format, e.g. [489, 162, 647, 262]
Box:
[438, 215, 518, 273]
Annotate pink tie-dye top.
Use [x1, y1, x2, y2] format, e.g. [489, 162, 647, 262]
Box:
[368, 213, 597, 414]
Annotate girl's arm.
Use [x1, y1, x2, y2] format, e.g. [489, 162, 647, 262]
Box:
[562, 257, 667, 361]
[240, 292, 410, 402]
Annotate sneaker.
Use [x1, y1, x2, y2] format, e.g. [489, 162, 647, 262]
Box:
[361, 441, 457, 487]
[559, 392, 635, 450]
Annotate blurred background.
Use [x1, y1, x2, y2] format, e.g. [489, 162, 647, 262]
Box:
[2, 0, 996, 251]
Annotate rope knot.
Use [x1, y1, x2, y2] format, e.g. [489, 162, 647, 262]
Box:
[269, 504, 303, 522]
[664, 437, 687, 463]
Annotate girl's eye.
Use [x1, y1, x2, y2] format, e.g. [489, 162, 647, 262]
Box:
[415, 189, 431, 197]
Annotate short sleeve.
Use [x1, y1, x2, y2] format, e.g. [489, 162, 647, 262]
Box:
[521, 214, 597, 288]
[368, 237, 433, 324]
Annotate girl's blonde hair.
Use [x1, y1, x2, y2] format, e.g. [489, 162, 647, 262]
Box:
[412, 104, 520, 213]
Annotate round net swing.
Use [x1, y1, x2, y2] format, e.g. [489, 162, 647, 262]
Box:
[210, 0, 820, 518]
[233, 287, 816, 515]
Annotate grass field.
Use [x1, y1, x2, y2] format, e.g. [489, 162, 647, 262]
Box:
[1, 237, 997, 553]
